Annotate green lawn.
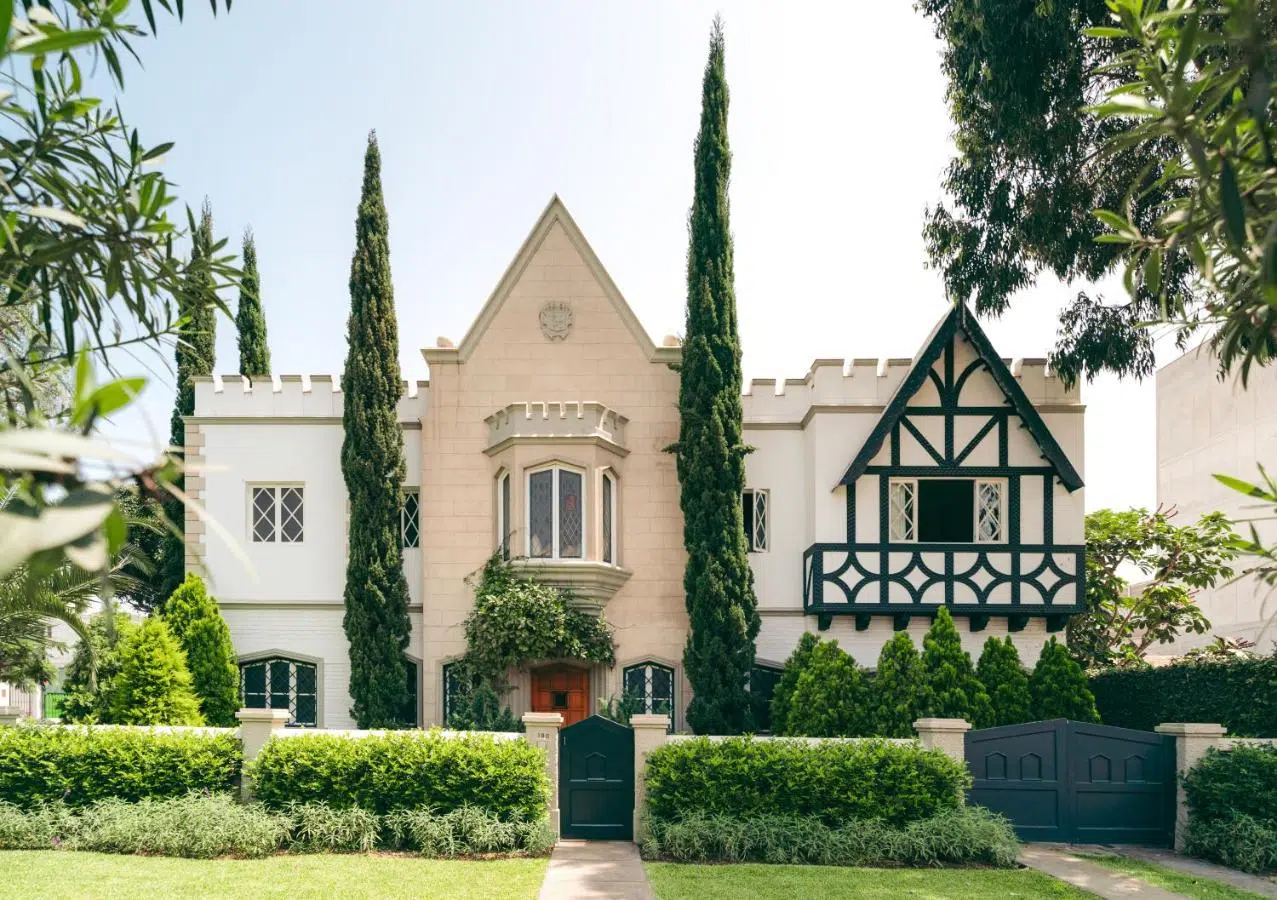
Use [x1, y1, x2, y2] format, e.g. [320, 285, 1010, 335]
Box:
[645, 863, 1092, 899]
[0, 851, 549, 900]
[1082, 854, 1267, 900]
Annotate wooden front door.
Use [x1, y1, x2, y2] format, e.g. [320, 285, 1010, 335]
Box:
[531, 664, 589, 726]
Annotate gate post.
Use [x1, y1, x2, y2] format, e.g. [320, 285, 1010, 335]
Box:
[1155, 722, 1227, 850]
[236, 708, 291, 801]
[630, 714, 670, 844]
[523, 712, 564, 839]
[913, 718, 971, 763]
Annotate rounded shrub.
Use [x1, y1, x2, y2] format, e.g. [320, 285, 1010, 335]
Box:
[784, 639, 869, 737]
[162, 574, 240, 726]
[870, 632, 928, 738]
[769, 631, 819, 736]
[107, 617, 204, 726]
[977, 637, 1032, 727]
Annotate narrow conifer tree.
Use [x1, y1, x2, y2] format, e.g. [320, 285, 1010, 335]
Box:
[870, 632, 929, 737]
[674, 16, 760, 735]
[784, 640, 869, 737]
[921, 608, 993, 725]
[1030, 637, 1100, 722]
[770, 631, 818, 736]
[163, 573, 240, 726]
[976, 636, 1033, 727]
[159, 201, 218, 602]
[341, 132, 412, 728]
[236, 228, 272, 376]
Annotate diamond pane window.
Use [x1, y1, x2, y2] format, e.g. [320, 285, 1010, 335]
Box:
[743, 489, 769, 552]
[977, 480, 1003, 543]
[890, 481, 916, 541]
[602, 474, 614, 564]
[251, 488, 276, 543]
[401, 489, 420, 549]
[528, 470, 554, 558]
[279, 487, 304, 542]
[500, 474, 511, 560]
[622, 662, 675, 730]
[238, 657, 317, 727]
[559, 470, 582, 558]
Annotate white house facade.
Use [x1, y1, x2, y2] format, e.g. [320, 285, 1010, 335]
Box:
[1157, 347, 1277, 651]
[188, 197, 1086, 730]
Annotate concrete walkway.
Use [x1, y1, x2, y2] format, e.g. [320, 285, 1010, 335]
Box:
[1103, 846, 1277, 898]
[537, 841, 655, 900]
[1019, 845, 1187, 898]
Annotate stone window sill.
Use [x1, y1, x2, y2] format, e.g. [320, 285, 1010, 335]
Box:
[511, 558, 633, 614]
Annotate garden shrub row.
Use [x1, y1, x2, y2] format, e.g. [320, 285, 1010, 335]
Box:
[1182, 742, 1277, 873]
[0, 795, 555, 859]
[640, 807, 1019, 868]
[0, 726, 240, 808]
[249, 731, 549, 820]
[644, 736, 970, 828]
[1090, 656, 1277, 736]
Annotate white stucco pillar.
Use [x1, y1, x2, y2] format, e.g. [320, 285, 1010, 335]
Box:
[236, 708, 291, 801]
[913, 718, 971, 764]
[630, 713, 671, 843]
[522, 712, 564, 838]
[1155, 722, 1228, 851]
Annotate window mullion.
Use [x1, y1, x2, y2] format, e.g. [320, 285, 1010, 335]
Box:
[552, 470, 560, 559]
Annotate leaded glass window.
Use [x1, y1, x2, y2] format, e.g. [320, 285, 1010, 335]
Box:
[401, 489, 420, 549]
[743, 489, 768, 552]
[251, 486, 303, 543]
[238, 657, 317, 727]
[442, 661, 477, 727]
[889, 480, 916, 542]
[976, 480, 1003, 543]
[499, 473, 511, 560]
[602, 473, 615, 564]
[527, 467, 585, 560]
[622, 662, 674, 730]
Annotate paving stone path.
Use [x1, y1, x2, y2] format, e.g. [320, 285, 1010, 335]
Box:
[537, 840, 655, 900]
[1019, 845, 1187, 898]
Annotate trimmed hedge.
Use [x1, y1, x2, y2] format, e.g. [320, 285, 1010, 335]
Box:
[0, 726, 240, 808]
[249, 731, 548, 820]
[1181, 743, 1277, 873]
[644, 737, 969, 828]
[1090, 657, 1277, 736]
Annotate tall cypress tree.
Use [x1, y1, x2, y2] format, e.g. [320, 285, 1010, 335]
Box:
[674, 17, 760, 734]
[341, 132, 412, 728]
[236, 228, 271, 376]
[159, 200, 218, 602]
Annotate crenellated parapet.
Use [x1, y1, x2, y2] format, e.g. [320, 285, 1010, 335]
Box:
[191, 375, 428, 423]
[484, 401, 629, 454]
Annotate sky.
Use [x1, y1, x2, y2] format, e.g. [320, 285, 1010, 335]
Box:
[104, 0, 1173, 513]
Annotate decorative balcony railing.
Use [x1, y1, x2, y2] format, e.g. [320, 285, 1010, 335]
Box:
[801, 542, 1085, 631]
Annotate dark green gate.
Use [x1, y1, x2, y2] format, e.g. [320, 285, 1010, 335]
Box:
[965, 719, 1176, 845]
[559, 715, 634, 840]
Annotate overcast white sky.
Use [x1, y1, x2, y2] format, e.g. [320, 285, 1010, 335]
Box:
[104, 1, 1174, 512]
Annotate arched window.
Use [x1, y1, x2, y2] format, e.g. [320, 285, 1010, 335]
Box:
[239, 657, 317, 727]
[402, 658, 419, 728]
[622, 661, 674, 723]
[527, 465, 584, 559]
[496, 471, 511, 560]
[602, 471, 616, 565]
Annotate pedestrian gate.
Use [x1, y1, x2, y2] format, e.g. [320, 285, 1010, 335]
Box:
[558, 715, 634, 840]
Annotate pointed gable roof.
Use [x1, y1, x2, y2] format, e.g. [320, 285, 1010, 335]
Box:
[426, 195, 678, 365]
[838, 303, 1084, 492]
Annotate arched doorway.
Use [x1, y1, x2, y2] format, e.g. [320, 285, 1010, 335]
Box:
[530, 663, 589, 726]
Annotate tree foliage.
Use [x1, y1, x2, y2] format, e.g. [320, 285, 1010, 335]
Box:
[1030, 637, 1100, 721]
[1070, 507, 1237, 668]
[340, 133, 413, 729]
[976, 637, 1033, 727]
[106, 615, 204, 726]
[918, 0, 1275, 386]
[768, 631, 818, 737]
[61, 610, 137, 723]
[921, 608, 992, 724]
[870, 632, 929, 737]
[161, 573, 238, 726]
[782, 639, 870, 737]
[236, 228, 271, 376]
[674, 16, 760, 735]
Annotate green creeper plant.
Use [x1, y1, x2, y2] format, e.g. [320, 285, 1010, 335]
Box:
[672, 16, 760, 735]
[769, 631, 818, 736]
[921, 608, 992, 725]
[236, 229, 272, 377]
[340, 132, 413, 729]
[783, 639, 870, 737]
[870, 632, 930, 737]
[976, 637, 1032, 727]
[106, 616, 204, 726]
[161, 573, 239, 726]
[1030, 637, 1099, 722]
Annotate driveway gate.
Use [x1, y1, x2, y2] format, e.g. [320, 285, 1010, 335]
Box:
[965, 719, 1175, 845]
[559, 715, 634, 840]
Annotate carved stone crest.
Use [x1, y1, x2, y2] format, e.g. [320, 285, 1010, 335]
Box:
[539, 301, 573, 342]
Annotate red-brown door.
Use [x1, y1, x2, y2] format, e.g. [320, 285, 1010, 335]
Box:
[531, 664, 590, 726]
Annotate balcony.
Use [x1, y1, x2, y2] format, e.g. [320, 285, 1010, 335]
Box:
[801, 542, 1085, 632]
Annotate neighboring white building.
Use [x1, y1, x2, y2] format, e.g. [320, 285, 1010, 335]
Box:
[1157, 347, 1277, 651]
[189, 196, 1086, 730]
